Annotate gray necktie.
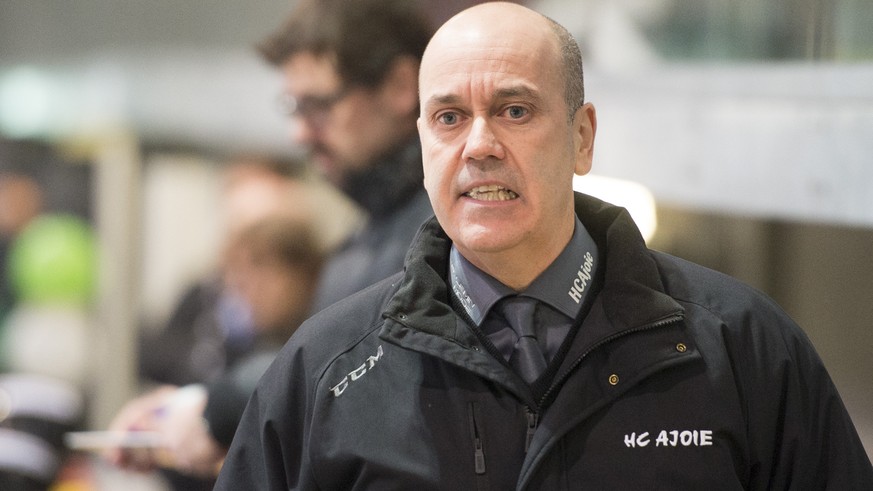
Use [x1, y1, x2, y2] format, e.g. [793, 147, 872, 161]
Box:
[498, 296, 547, 384]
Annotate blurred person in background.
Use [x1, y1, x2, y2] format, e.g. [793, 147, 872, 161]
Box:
[102, 156, 323, 490]
[259, 0, 435, 314]
[137, 156, 312, 387]
[104, 213, 325, 484]
[107, 0, 437, 483]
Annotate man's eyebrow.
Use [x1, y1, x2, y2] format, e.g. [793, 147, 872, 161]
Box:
[423, 93, 462, 112]
[422, 85, 543, 112]
[494, 85, 543, 104]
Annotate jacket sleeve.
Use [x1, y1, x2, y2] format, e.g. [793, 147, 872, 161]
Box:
[213, 338, 317, 490]
[204, 350, 278, 448]
[737, 298, 873, 489]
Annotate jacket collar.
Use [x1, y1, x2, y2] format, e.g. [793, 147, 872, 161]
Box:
[384, 193, 681, 335]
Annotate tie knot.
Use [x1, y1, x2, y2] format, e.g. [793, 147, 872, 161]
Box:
[496, 295, 547, 384]
[497, 296, 538, 338]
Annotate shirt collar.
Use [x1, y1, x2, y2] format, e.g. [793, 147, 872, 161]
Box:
[450, 216, 599, 325]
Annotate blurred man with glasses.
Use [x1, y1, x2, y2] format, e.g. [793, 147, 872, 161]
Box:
[261, 0, 435, 313]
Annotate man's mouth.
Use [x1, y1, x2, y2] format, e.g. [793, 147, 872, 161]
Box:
[464, 185, 519, 201]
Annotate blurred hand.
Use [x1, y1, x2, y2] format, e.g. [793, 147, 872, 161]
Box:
[103, 385, 177, 472]
[158, 384, 227, 477]
[103, 384, 226, 477]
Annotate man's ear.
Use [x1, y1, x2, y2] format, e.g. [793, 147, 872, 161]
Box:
[573, 103, 597, 176]
[378, 55, 420, 117]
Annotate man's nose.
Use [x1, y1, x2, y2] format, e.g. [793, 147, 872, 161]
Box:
[461, 116, 504, 162]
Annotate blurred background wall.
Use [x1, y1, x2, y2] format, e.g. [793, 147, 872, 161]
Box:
[0, 0, 870, 471]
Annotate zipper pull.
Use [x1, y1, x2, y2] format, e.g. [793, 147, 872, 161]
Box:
[469, 403, 486, 475]
[474, 437, 486, 474]
[525, 409, 539, 452]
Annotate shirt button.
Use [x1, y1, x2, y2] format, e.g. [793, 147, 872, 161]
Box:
[608, 374, 619, 386]
[676, 343, 687, 353]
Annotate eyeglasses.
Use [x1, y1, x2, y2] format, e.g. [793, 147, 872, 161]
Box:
[278, 87, 349, 127]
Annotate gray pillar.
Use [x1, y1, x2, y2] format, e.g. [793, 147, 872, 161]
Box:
[90, 131, 142, 429]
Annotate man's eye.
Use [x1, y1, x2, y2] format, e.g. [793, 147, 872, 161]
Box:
[506, 106, 528, 119]
[437, 112, 459, 125]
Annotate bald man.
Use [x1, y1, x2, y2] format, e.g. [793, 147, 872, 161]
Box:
[216, 3, 872, 489]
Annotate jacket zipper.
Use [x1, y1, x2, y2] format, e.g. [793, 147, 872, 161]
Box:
[468, 402, 486, 475]
[524, 408, 539, 452]
[525, 314, 684, 451]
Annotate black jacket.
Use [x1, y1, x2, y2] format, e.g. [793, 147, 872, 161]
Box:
[309, 138, 433, 314]
[216, 194, 873, 490]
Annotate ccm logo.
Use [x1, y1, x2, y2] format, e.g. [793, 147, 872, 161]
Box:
[329, 345, 384, 397]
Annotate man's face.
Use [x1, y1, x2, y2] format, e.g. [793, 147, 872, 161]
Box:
[225, 248, 312, 333]
[281, 52, 402, 186]
[418, 8, 595, 273]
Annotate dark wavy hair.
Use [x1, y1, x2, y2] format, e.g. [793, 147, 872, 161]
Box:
[258, 0, 434, 89]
